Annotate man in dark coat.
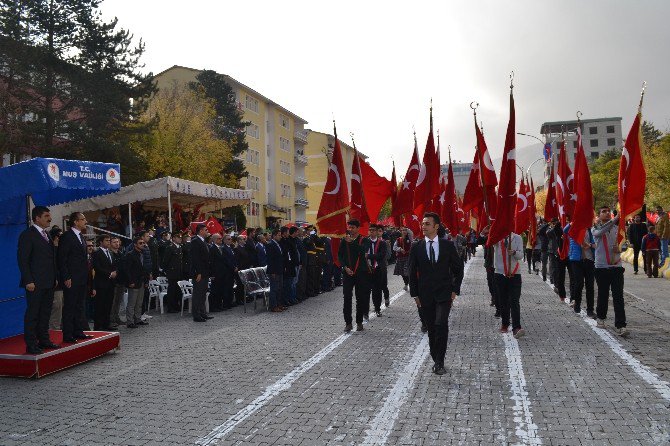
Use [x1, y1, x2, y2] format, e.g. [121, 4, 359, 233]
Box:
[367, 224, 389, 316]
[337, 219, 372, 332]
[627, 214, 648, 275]
[409, 212, 464, 376]
[17, 206, 59, 353]
[181, 229, 192, 280]
[190, 224, 211, 322]
[220, 233, 238, 309]
[161, 232, 183, 312]
[208, 233, 226, 312]
[58, 212, 94, 343]
[92, 234, 118, 330]
[280, 227, 299, 306]
[123, 236, 149, 328]
[266, 229, 285, 312]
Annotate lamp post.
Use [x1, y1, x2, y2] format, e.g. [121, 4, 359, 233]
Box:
[517, 132, 560, 188]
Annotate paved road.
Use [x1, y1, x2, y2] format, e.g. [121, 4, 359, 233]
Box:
[1, 253, 669, 445]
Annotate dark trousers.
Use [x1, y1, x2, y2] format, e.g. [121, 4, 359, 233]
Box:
[321, 263, 333, 291]
[222, 273, 235, 308]
[420, 299, 452, 366]
[525, 248, 533, 272]
[192, 276, 209, 319]
[209, 277, 224, 310]
[370, 267, 387, 311]
[333, 266, 342, 286]
[552, 256, 567, 298]
[569, 260, 595, 313]
[93, 286, 114, 330]
[494, 274, 522, 329]
[486, 268, 498, 311]
[62, 283, 87, 339]
[645, 250, 659, 277]
[632, 244, 644, 273]
[268, 273, 283, 309]
[234, 274, 245, 304]
[166, 277, 181, 311]
[342, 272, 371, 324]
[282, 275, 296, 305]
[595, 267, 626, 328]
[296, 265, 307, 300]
[24, 287, 55, 347]
[541, 250, 548, 281]
[306, 265, 320, 297]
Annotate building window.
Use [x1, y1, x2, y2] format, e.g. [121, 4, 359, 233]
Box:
[591, 152, 599, 159]
[607, 138, 616, 147]
[572, 141, 578, 149]
[281, 183, 291, 198]
[279, 114, 289, 129]
[287, 209, 292, 222]
[280, 160, 291, 175]
[279, 137, 290, 152]
[589, 126, 598, 135]
[246, 124, 260, 139]
[246, 202, 260, 216]
[245, 95, 259, 113]
[590, 139, 599, 148]
[606, 125, 615, 133]
[245, 149, 260, 165]
[246, 176, 260, 191]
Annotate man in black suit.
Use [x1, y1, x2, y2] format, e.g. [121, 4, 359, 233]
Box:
[92, 234, 118, 330]
[17, 206, 59, 353]
[123, 236, 149, 328]
[162, 232, 183, 313]
[409, 212, 464, 375]
[337, 219, 373, 332]
[280, 227, 299, 307]
[190, 224, 211, 322]
[208, 233, 225, 312]
[58, 212, 94, 343]
[367, 224, 389, 317]
[266, 229, 285, 312]
[220, 233, 238, 309]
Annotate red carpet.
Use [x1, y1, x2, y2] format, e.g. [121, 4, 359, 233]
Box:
[0, 330, 120, 378]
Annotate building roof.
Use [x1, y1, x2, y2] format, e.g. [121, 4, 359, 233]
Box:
[540, 117, 622, 134]
[154, 65, 308, 125]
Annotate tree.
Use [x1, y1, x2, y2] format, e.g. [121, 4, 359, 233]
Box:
[642, 120, 663, 150]
[589, 149, 621, 209]
[535, 189, 547, 219]
[645, 134, 670, 207]
[378, 198, 392, 220]
[129, 82, 234, 186]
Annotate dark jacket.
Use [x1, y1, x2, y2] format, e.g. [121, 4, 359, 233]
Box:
[209, 244, 226, 278]
[295, 237, 307, 266]
[190, 236, 210, 278]
[266, 239, 284, 275]
[92, 248, 117, 290]
[547, 224, 563, 255]
[409, 238, 464, 303]
[627, 222, 648, 247]
[221, 244, 237, 275]
[123, 249, 148, 288]
[537, 223, 549, 251]
[235, 244, 253, 270]
[161, 243, 183, 280]
[181, 240, 192, 279]
[256, 242, 268, 267]
[17, 225, 57, 289]
[57, 229, 89, 285]
[337, 235, 372, 275]
[244, 239, 259, 268]
[280, 237, 299, 277]
[366, 237, 388, 270]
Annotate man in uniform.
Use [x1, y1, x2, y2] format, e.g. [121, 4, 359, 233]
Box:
[337, 220, 372, 332]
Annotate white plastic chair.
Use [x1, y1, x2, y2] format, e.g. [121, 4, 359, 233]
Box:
[177, 280, 193, 316]
[147, 280, 167, 314]
[156, 276, 168, 286]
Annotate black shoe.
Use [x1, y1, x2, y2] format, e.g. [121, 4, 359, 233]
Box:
[384, 298, 390, 307]
[105, 327, 119, 332]
[574, 307, 581, 314]
[586, 311, 596, 319]
[356, 323, 364, 331]
[75, 334, 94, 339]
[421, 324, 428, 333]
[375, 310, 382, 317]
[204, 315, 214, 319]
[38, 342, 60, 349]
[193, 318, 207, 322]
[363, 315, 369, 322]
[344, 323, 353, 332]
[435, 364, 446, 375]
[136, 320, 148, 326]
[489, 301, 495, 307]
[62, 337, 78, 343]
[26, 346, 43, 355]
[494, 311, 501, 318]
[127, 323, 138, 329]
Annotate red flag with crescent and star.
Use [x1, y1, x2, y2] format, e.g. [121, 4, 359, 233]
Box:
[617, 111, 646, 245]
[349, 151, 371, 232]
[316, 124, 350, 239]
[515, 176, 530, 235]
[568, 126, 595, 245]
[413, 107, 439, 217]
[544, 163, 558, 222]
[555, 140, 575, 226]
[393, 135, 421, 218]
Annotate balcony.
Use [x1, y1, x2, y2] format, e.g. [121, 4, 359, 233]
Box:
[294, 152, 308, 164]
[294, 197, 309, 207]
[294, 129, 308, 144]
[294, 176, 308, 187]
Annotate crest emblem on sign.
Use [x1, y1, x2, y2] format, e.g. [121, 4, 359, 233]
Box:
[106, 168, 120, 185]
[47, 163, 60, 182]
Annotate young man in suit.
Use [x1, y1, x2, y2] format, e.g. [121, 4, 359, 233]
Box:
[17, 206, 59, 353]
[208, 233, 226, 312]
[367, 224, 389, 317]
[190, 224, 212, 322]
[409, 212, 464, 375]
[123, 236, 149, 328]
[58, 212, 94, 343]
[162, 232, 183, 313]
[337, 219, 373, 332]
[266, 229, 285, 312]
[92, 234, 118, 330]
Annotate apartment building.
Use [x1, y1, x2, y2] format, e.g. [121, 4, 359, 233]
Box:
[540, 117, 623, 166]
[154, 65, 309, 228]
[303, 130, 365, 226]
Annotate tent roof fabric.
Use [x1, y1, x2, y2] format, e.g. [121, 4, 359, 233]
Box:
[55, 176, 253, 214]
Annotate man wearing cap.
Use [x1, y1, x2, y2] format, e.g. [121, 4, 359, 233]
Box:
[337, 219, 372, 332]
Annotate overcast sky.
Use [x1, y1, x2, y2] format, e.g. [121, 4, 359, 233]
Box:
[101, 0, 670, 180]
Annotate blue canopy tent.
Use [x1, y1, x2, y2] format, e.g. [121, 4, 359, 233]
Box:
[0, 158, 121, 339]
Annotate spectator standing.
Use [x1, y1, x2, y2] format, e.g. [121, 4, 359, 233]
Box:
[48, 227, 64, 330]
[627, 214, 648, 275]
[161, 232, 183, 313]
[208, 233, 226, 312]
[641, 225, 661, 278]
[220, 234, 238, 309]
[190, 224, 212, 322]
[280, 227, 299, 306]
[92, 235, 117, 330]
[255, 234, 268, 267]
[293, 227, 307, 301]
[266, 229, 285, 312]
[181, 228, 192, 280]
[655, 206, 669, 265]
[108, 236, 125, 328]
[123, 236, 149, 328]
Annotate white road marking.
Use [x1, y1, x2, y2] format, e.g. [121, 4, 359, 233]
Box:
[624, 289, 645, 302]
[502, 333, 542, 445]
[195, 289, 407, 445]
[544, 280, 670, 402]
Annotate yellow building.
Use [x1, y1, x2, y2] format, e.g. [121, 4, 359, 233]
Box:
[303, 130, 366, 225]
[153, 65, 309, 227]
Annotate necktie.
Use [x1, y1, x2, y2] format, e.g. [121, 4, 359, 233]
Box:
[79, 232, 86, 246]
[106, 249, 112, 263]
[429, 240, 435, 264]
[41, 229, 49, 242]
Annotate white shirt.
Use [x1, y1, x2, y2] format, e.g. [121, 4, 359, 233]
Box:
[424, 236, 439, 262]
[197, 235, 205, 243]
[33, 225, 49, 240]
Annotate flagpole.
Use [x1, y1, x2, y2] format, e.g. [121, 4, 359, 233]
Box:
[638, 81, 647, 113]
[507, 72, 514, 276]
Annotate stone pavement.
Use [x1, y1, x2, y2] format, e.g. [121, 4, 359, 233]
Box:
[1, 253, 669, 446]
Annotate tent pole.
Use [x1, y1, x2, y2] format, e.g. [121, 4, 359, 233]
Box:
[128, 203, 133, 239]
[25, 194, 32, 228]
[167, 184, 173, 232]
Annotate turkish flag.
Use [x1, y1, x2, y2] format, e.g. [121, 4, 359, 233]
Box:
[515, 176, 530, 235]
[393, 137, 421, 217]
[462, 150, 483, 213]
[487, 92, 517, 246]
[443, 161, 459, 236]
[205, 216, 224, 235]
[466, 122, 498, 223]
[617, 112, 646, 245]
[413, 111, 439, 216]
[528, 177, 538, 246]
[568, 127, 595, 244]
[403, 213, 421, 238]
[544, 163, 558, 222]
[349, 152, 371, 230]
[316, 126, 350, 239]
[457, 195, 468, 234]
[555, 140, 575, 225]
[359, 157, 393, 228]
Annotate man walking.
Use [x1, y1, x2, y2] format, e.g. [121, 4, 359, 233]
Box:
[564, 223, 596, 317]
[190, 224, 211, 322]
[641, 225, 661, 278]
[627, 214, 648, 275]
[367, 224, 389, 317]
[58, 212, 94, 343]
[537, 219, 550, 281]
[655, 206, 669, 266]
[409, 213, 464, 375]
[17, 206, 59, 353]
[337, 219, 372, 332]
[92, 235, 117, 330]
[592, 206, 628, 336]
